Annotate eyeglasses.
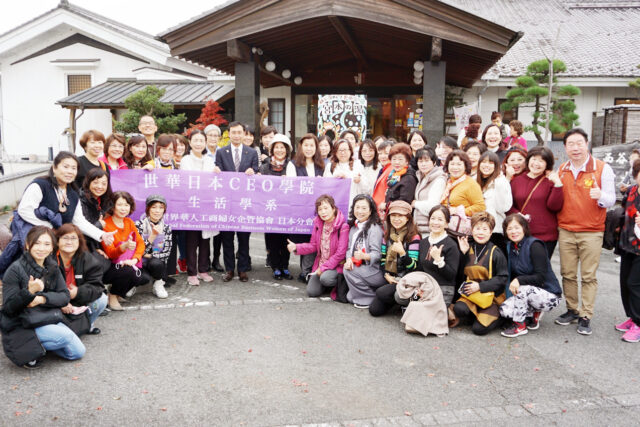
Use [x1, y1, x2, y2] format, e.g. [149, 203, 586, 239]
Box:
[60, 235, 79, 242]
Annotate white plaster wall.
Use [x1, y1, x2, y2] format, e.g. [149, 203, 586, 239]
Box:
[0, 42, 148, 159]
[260, 86, 292, 137]
[461, 85, 639, 144]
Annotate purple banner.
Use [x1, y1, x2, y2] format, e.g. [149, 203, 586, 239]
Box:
[110, 170, 351, 234]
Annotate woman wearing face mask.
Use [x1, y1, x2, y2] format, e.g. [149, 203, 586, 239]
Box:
[1, 226, 86, 368]
[75, 130, 109, 189]
[453, 212, 508, 335]
[500, 214, 562, 338]
[482, 124, 507, 162]
[135, 195, 174, 299]
[100, 133, 128, 170]
[286, 134, 325, 283]
[369, 200, 421, 317]
[477, 151, 512, 252]
[343, 194, 385, 308]
[0, 152, 115, 278]
[124, 135, 153, 170]
[508, 146, 564, 258]
[416, 205, 460, 306]
[463, 141, 487, 179]
[355, 139, 381, 196]
[261, 135, 294, 280]
[324, 139, 365, 206]
[502, 146, 528, 182]
[440, 150, 486, 217]
[287, 195, 349, 297]
[413, 147, 447, 236]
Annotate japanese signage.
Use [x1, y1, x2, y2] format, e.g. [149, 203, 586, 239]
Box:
[592, 141, 640, 198]
[453, 102, 478, 133]
[110, 170, 351, 233]
[317, 94, 367, 140]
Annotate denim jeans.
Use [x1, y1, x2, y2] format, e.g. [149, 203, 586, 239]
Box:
[88, 293, 108, 329]
[34, 322, 85, 360]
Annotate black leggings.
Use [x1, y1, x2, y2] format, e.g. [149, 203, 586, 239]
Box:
[453, 301, 500, 335]
[369, 283, 397, 317]
[265, 233, 290, 270]
[142, 257, 166, 281]
[103, 263, 150, 297]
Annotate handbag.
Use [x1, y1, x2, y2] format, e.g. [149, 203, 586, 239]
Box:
[447, 205, 471, 237]
[19, 306, 64, 329]
[459, 246, 497, 309]
[114, 232, 143, 269]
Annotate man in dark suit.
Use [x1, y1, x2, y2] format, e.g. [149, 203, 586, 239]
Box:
[214, 121, 259, 282]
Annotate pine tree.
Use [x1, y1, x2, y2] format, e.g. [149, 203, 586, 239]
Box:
[113, 86, 186, 135]
[500, 59, 581, 145]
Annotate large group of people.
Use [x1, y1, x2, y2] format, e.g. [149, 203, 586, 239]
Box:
[1, 111, 638, 370]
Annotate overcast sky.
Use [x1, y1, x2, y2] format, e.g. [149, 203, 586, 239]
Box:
[0, 0, 228, 36]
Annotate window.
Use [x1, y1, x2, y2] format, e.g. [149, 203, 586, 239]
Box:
[67, 75, 91, 95]
[615, 98, 640, 105]
[268, 98, 285, 134]
[498, 98, 518, 123]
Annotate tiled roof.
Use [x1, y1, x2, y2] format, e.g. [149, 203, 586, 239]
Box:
[56, 79, 233, 108]
[442, 0, 640, 78]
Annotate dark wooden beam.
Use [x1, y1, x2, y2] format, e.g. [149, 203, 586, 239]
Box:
[430, 37, 442, 62]
[328, 15, 369, 69]
[227, 39, 252, 62]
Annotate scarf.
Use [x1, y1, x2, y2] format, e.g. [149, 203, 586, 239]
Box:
[270, 157, 285, 173]
[387, 166, 408, 188]
[385, 225, 408, 274]
[139, 215, 166, 253]
[318, 219, 335, 267]
[440, 175, 467, 205]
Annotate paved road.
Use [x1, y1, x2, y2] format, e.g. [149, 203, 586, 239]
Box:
[0, 234, 639, 426]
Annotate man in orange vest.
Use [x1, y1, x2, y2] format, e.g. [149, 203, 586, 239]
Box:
[554, 128, 616, 335]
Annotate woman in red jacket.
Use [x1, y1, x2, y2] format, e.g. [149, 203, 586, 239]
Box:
[508, 146, 564, 258]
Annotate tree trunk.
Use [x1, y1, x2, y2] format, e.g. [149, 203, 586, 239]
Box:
[532, 95, 545, 146]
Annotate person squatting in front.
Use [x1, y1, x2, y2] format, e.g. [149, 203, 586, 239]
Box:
[287, 195, 349, 297]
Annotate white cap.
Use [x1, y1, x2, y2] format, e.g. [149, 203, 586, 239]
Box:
[270, 133, 291, 150]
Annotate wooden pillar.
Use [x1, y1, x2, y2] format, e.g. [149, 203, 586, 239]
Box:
[68, 108, 77, 153]
[422, 61, 446, 144]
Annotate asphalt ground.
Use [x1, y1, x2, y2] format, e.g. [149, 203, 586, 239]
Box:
[0, 234, 639, 426]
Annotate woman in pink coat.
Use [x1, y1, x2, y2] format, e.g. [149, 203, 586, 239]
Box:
[287, 195, 349, 297]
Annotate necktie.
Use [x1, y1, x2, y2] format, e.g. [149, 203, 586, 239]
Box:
[233, 148, 240, 172]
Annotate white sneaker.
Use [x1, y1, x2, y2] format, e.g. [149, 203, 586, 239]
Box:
[125, 287, 137, 299]
[152, 279, 168, 299]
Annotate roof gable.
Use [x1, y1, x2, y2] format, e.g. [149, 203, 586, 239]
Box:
[161, 0, 519, 56]
[10, 33, 149, 65]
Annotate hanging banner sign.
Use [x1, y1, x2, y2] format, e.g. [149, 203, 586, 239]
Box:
[110, 170, 351, 234]
[453, 102, 478, 133]
[317, 94, 367, 140]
